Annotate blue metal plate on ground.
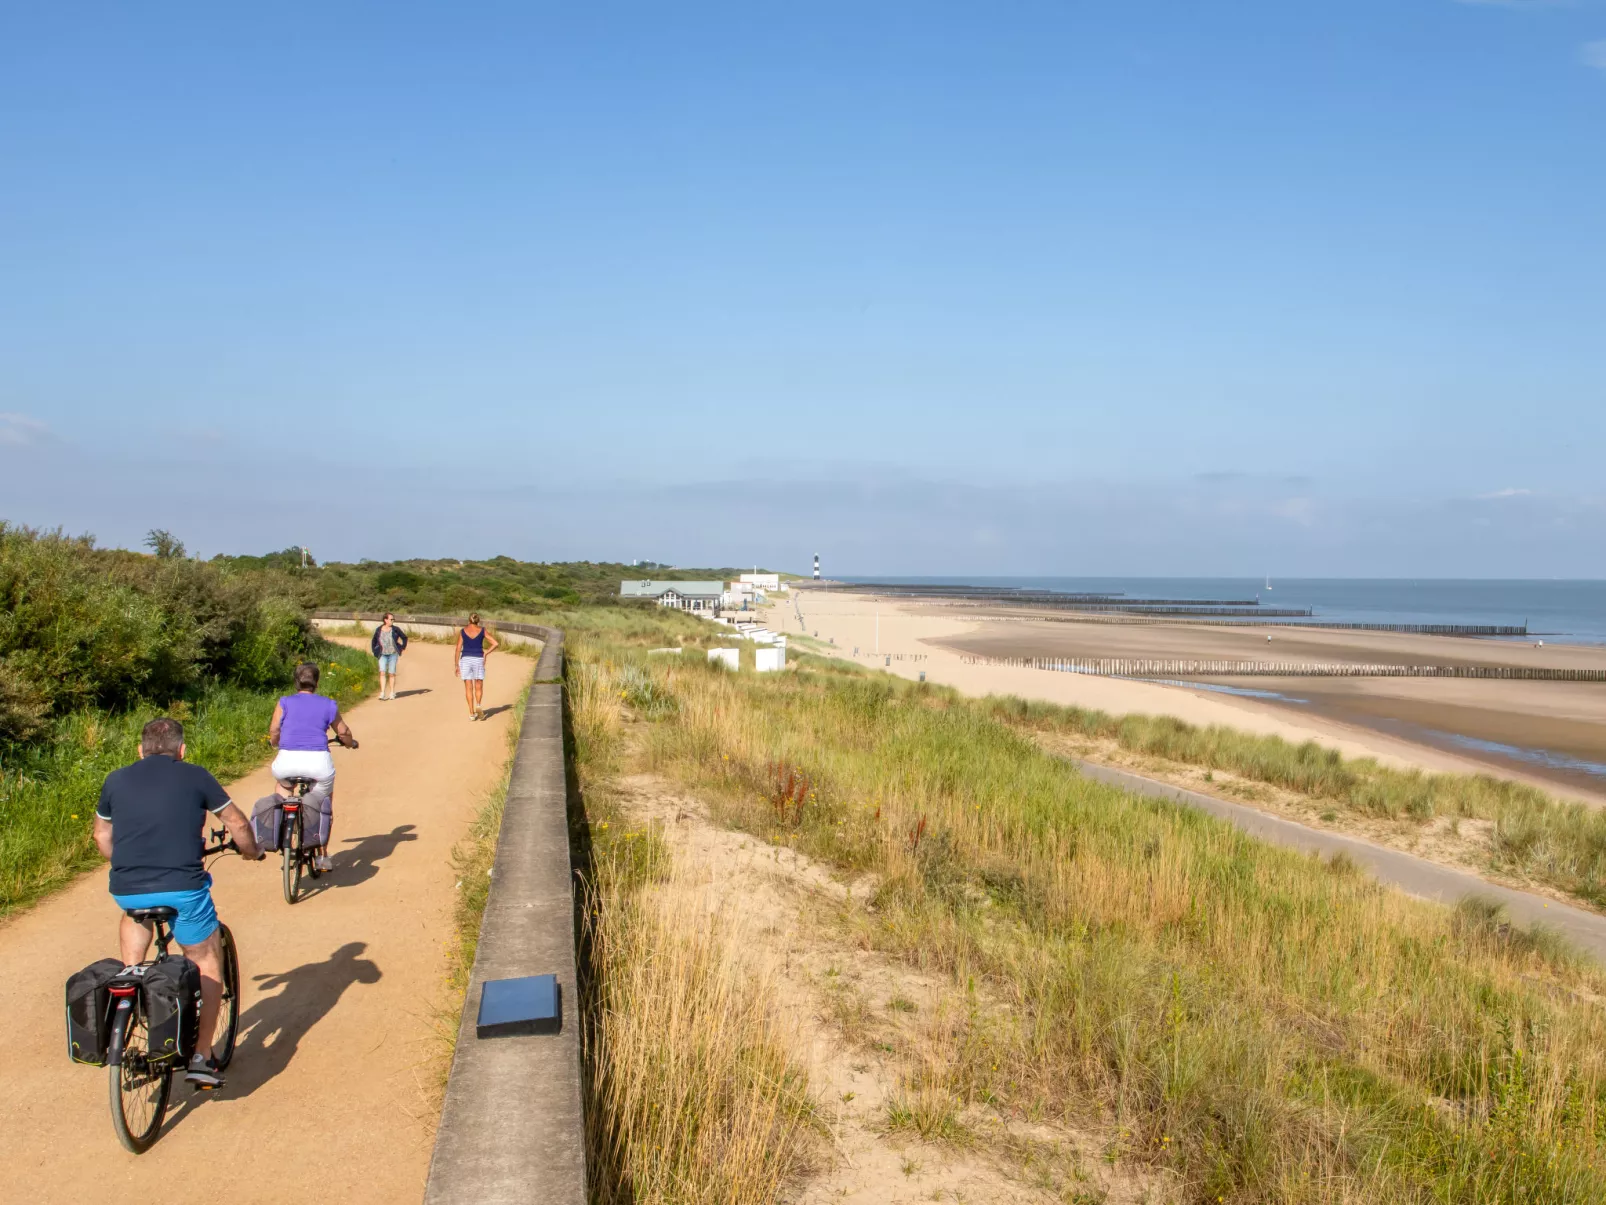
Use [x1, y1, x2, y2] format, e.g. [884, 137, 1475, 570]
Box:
[476, 974, 561, 1038]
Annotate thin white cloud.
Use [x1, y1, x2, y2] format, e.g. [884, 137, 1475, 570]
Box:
[0, 413, 49, 447]
[1583, 40, 1606, 70]
[1478, 487, 1532, 499]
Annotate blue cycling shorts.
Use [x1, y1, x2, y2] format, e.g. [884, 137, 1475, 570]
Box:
[113, 877, 219, 947]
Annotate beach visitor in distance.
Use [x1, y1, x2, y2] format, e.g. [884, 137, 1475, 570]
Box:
[456, 613, 499, 721]
[94, 716, 262, 1090]
[268, 662, 360, 871]
[370, 612, 408, 700]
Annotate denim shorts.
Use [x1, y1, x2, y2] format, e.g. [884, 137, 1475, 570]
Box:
[113, 877, 219, 947]
[377, 652, 399, 673]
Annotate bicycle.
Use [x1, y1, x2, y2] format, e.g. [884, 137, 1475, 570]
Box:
[278, 775, 330, 904]
[106, 830, 242, 1153]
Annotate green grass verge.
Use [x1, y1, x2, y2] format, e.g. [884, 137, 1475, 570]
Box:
[982, 696, 1606, 910]
[0, 639, 374, 918]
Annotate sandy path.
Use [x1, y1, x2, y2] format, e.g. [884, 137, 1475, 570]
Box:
[0, 639, 534, 1203]
[780, 590, 1606, 804]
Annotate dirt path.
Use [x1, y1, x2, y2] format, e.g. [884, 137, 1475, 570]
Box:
[0, 639, 534, 1203]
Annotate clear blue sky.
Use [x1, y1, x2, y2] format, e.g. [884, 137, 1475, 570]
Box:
[2, 1, 1602, 575]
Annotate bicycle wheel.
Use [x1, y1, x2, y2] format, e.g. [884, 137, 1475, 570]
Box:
[212, 923, 241, 1069]
[282, 811, 302, 904]
[109, 1009, 172, 1153]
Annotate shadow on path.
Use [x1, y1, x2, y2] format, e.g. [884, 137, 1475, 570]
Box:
[393, 688, 432, 699]
[479, 704, 513, 721]
[329, 824, 419, 886]
[161, 942, 382, 1133]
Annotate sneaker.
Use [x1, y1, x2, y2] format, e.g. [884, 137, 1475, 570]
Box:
[185, 1053, 224, 1090]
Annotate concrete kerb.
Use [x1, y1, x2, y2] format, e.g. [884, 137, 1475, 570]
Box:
[312, 612, 582, 1202]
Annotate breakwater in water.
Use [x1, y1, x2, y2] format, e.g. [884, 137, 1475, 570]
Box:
[959, 655, 1606, 681]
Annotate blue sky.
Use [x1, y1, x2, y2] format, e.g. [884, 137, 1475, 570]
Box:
[2, 1, 1602, 575]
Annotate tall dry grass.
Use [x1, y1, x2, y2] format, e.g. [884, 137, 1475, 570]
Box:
[580, 643, 1606, 1203]
[582, 855, 814, 1203]
[565, 628, 818, 1205]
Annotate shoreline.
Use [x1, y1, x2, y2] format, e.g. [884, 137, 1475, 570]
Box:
[777, 590, 1606, 807]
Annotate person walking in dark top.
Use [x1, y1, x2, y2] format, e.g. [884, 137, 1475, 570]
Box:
[94, 717, 263, 1089]
[455, 612, 500, 720]
[370, 612, 408, 700]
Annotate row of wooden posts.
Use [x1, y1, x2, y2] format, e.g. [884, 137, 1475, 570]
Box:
[959, 656, 1606, 681]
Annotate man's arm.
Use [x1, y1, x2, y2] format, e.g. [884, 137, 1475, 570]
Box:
[267, 700, 284, 748]
[216, 802, 261, 861]
[93, 816, 114, 860]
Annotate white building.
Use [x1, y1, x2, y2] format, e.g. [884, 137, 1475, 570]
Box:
[619, 580, 726, 611]
[739, 572, 781, 593]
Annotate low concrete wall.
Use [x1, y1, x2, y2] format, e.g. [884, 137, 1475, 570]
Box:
[312, 612, 583, 1202]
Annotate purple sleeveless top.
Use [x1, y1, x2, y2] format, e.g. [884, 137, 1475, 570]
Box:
[278, 694, 339, 751]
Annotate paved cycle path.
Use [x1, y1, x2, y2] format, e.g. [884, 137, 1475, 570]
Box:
[0, 639, 534, 1204]
[1074, 759, 1606, 964]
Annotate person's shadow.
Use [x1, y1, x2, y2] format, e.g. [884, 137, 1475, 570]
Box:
[160, 942, 382, 1129]
[479, 704, 513, 720]
[328, 824, 419, 887]
[393, 688, 431, 699]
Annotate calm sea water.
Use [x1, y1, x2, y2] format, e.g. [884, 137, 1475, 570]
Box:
[838, 578, 1606, 645]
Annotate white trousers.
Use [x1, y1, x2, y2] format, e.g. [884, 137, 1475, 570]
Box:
[271, 749, 336, 807]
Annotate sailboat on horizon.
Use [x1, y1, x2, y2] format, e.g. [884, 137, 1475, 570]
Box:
[1264, 574, 1273, 592]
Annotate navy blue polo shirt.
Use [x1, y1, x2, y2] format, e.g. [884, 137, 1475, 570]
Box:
[96, 755, 232, 895]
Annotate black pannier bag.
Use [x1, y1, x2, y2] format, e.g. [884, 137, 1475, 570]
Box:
[143, 957, 203, 1064]
[252, 794, 285, 852]
[65, 957, 127, 1066]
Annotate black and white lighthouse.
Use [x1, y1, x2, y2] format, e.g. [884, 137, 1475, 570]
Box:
[813, 554, 820, 580]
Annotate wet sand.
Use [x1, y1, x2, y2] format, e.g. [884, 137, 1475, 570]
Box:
[932, 613, 1606, 800]
[783, 590, 1606, 806]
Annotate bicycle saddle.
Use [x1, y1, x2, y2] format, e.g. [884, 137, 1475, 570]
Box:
[124, 905, 179, 924]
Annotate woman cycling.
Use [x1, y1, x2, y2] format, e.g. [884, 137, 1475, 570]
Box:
[268, 662, 359, 871]
[455, 613, 500, 721]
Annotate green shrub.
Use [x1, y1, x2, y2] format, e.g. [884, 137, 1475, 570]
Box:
[0, 524, 315, 740]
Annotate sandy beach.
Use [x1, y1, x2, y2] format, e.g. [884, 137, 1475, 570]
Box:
[775, 589, 1606, 806]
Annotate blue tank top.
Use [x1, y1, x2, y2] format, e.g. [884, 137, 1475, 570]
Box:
[460, 628, 485, 657]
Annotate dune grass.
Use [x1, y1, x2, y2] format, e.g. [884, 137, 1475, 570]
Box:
[555, 612, 1606, 1203]
[0, 639, 374, 917]
[565, 625, 818, 1204]
[979, 696, 1606, 910]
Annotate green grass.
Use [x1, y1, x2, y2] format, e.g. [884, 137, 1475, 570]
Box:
[979, 696, 1606, 910]
[554, 613, 1606, 1203]
[0, 639, 374, 917]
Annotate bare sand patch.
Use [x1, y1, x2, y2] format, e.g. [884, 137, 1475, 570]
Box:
[612, 771, 1177, 1204]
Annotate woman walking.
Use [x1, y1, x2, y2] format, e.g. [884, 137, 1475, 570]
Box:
[268, 662, 359, 871]
[455, 613, 500, 720]
[370, 612, 409, 700]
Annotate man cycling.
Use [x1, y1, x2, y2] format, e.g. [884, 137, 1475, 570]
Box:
[93, 717, 261, 1090]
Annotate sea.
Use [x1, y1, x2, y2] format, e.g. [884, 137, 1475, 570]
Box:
[836, 578, 1606, 645]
